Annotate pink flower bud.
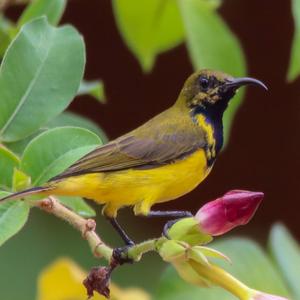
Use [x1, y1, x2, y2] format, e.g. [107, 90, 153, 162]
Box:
[252, 291, 289, 300]
[196, 190, 263, 236]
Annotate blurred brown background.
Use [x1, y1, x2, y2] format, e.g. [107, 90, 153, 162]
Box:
[3, 0, 300, 299]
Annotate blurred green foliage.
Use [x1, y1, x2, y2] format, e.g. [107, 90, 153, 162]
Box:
[269, 224, 300, 299]
[112, 0, 184, 72]
[0, 191, 30, 247]
[288, 0, 300, 81]
[78, 80, 106, 103]
[0, 14, 12, 56]
[17, 0, 66, 28]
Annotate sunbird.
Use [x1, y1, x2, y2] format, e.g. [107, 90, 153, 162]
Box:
[1, 70, 266, 245]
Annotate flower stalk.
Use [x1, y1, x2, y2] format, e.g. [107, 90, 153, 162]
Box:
[189, 260, 251, 299]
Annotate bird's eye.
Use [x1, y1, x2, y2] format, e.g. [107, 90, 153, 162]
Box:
[199, 76, 210, 90]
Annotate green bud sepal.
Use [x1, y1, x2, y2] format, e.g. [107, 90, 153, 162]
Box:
[166, 217, 212, 245]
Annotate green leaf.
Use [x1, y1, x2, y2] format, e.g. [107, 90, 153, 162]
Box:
[0, 14, 13, 57]
[178, 0, 245, 79]
[156, 238, 290, 300]
[6, 111, 108, 155]
[4, 130, 44, 155]
[178, 0, 246, 146]
[0, 191, 30, 247]
[0, 147, 20, 189]
[58, 196, 96, 218]
[287, 0, 300, 81]
[269, 223, 300, 299]
[47, 112, 108, 143]
[195, 246, 231, 263]
[78, 80, 106, 103]
[0, 17, 85, 142]
[112, 0, 184, 72]
[12, 168, 31, 192]
[20, 127, 102, 186]
[17, 0, 66, 27]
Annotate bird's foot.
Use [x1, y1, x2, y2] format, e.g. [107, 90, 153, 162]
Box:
[112, 242, 135, 265]
[162, 214, 194, 239]
[162, 219, 179, 239]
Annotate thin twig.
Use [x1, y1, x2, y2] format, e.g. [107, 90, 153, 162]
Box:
[35, 196, 113, 261]
[33, 196, 164, 263]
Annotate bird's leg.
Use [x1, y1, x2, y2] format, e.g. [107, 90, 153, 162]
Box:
[144, 210, 193, 238]
[106, 217, 135, 265]
[107, 217, 135, 246]
[146, 210, 193, 218]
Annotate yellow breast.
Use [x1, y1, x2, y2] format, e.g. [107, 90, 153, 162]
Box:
[52, 149, 210, 217]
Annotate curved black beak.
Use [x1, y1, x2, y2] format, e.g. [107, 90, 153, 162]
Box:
[224, 77, 268, 93]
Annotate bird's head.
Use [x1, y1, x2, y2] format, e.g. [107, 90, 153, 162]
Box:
[178, 69, 267, 115]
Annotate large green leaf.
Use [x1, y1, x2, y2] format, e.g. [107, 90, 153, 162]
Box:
[6, 111, 108, 155]
[0, 147, 20, 189]
[156, 238, 290, 300]
[78, 80, 106, 103]
[287, 0, 300, 81]
[20, 127, 102, 186]
[178, 0, 246, 146]
[5, 130, 45, 155]
[269, 223, 300, 299]
[0, 17, 85, 142]
[58, 196, 96, 218]
[112, 0, 184, 72]
[17, 0, 66, 27]
[0, 191, 30, 247]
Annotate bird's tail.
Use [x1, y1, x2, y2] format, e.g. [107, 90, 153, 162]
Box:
[0, 186, 54, 203]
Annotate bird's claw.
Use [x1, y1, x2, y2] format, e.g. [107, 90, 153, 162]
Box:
[112, 243, 135, 265]
[162, 213, 194, 239]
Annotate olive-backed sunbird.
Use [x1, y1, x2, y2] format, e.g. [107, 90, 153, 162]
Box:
[0, 69, 267, 245]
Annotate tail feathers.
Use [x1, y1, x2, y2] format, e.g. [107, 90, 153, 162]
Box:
[0, 186, 54, 202]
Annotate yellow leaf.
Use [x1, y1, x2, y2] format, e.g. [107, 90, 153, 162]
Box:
[37, 257, 151, 300]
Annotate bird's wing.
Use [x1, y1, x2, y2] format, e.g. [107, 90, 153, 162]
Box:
[50, 110, 206, 181]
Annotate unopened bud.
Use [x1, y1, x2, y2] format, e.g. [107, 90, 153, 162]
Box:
[196, 190, 263, 236]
